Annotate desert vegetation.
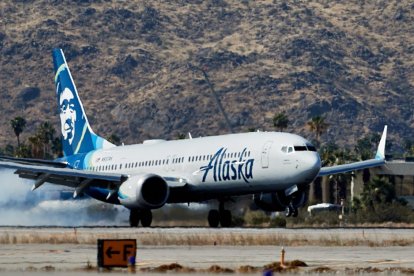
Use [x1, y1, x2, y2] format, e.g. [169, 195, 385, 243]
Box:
[1, 1, 414, 228]
[0, 0, 413, 150]
[0, 227, 413, 246]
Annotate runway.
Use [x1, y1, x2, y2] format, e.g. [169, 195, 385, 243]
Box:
[1, 227, 413, 274]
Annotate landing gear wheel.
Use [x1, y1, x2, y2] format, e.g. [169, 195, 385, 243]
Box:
[129, 209, 140, 227]
[285, 206, 293, 217]
[140, 210, 153, 227]
[285, 202, 298, 218]
[219, 210, 232, 227]
[208, 210, 220, 228]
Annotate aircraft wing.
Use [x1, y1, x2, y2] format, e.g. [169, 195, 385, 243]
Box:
[0, 157, 188, 196]
[318, 126, 387, 177]
[0, 159, 127, 188]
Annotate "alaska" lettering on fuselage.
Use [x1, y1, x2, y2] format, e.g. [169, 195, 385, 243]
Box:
[200, 148, 254, 183]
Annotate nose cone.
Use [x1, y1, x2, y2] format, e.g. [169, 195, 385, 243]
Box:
[301, 153, 321, 182]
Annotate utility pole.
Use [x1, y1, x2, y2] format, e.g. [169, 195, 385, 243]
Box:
[188, 64, 234, 134]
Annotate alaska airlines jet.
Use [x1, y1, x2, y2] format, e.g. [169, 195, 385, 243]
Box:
[0, 49, 387, 227]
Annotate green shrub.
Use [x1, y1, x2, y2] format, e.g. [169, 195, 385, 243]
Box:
[269, 216, 287, 228]
[244, 210, 270, 226]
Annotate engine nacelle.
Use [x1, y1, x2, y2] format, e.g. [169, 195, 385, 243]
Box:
[118, 174, 169, 209]
[253, 190, 307, 212]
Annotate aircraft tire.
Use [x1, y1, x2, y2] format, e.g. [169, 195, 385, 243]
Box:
[141, 210, 153, 227]
[129, 209, 140, 227]
[285, 206, 292, 217]
[208, 210, 220, 228]
[219, 210, 232, 227]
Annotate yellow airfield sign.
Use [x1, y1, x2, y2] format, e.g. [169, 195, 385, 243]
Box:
[97, 239, 136, 267]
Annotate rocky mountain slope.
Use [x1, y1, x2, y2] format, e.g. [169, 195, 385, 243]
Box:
[1, 0, 413, 151]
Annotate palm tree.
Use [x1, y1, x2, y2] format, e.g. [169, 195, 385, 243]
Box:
[273, 112, 289, 132]
[307, 115, 329, 143]
[38, 122, 56, 159]
[28, 134, 43, 158]
[51, 137, 63, 158]
[10, 117, 26, 148]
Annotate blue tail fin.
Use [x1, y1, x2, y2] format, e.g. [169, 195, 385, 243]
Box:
[52, 48, 115, 156]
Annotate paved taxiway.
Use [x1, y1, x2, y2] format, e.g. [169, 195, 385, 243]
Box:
[0, 228, 413, 273]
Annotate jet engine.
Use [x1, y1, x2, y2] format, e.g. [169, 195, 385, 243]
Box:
[118, 174, 169, 209]
[253, 190, 307, 212]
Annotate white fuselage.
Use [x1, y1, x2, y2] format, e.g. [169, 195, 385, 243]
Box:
[82, 132, 321, 200]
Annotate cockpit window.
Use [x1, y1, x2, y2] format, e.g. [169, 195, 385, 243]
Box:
[282, 144, 317, 153]
[282, 146, 294, 153]
[306, 144, 317, 152]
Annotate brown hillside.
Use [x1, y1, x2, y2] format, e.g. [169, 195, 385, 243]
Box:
[1, 0, 413, 151]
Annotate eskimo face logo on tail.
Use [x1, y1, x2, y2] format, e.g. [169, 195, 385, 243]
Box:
[200, 148, 254, 183]
[59, 87, 77, 145]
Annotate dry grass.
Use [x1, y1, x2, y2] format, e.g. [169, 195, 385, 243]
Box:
[140, 262, 305, 274]
[139, 264, 414, 275]
[141, 263, 196, 273]
[1, 228, 413, 246]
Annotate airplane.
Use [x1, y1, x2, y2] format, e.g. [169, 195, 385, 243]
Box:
[0, 48, 388, 227]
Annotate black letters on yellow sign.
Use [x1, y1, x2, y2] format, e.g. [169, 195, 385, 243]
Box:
[97, 239, 136, 268]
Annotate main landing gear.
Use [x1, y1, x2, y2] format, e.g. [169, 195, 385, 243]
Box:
[129, 209, 152, 227]
[207, 202, 232, 228]
[285, 202, 298, 217]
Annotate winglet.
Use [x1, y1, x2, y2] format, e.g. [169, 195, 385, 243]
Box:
[375, 125, 387, 160]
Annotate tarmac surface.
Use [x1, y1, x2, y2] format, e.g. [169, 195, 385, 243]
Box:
[0, 227, 413, 274]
